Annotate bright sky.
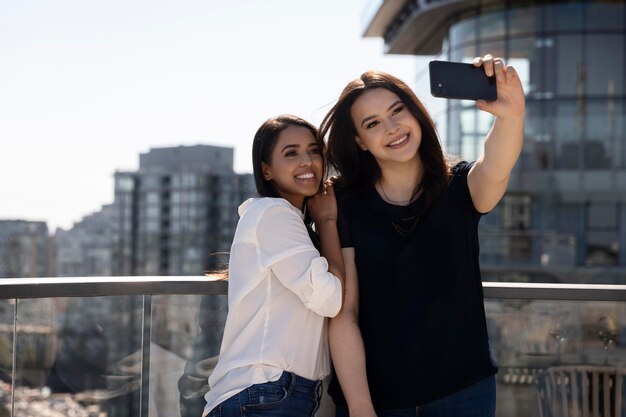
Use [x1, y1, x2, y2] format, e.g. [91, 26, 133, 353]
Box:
[0, 0, 444, 231]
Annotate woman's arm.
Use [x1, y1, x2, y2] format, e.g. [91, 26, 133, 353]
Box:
[307, 183, 345, 302]
[468, 54, 526, 213]
[329, 248, 377, 417]
[256, 200, 342, 317]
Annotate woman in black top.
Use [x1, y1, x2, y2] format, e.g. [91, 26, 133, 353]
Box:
[319, 55, 525, 416]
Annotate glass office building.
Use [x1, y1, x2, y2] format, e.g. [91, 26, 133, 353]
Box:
[0, 220, 49, 278]
[113, 145, 255, 276]
[364, 0, 626, 283]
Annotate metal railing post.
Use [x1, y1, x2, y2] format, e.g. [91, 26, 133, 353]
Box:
[139, 295, 152, 417]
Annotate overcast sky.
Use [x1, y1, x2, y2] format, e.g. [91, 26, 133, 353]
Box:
[0, 0, 444, 231]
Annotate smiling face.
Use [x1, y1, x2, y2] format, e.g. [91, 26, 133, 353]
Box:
[261, 125, 323, 210]
[350, 87, 422, 168]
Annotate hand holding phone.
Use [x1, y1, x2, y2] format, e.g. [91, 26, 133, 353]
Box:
[429, 60, 497, 101]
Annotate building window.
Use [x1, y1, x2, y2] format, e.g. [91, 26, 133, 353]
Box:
[146, 205, 160, 219]
[478, 6, 505, 40]
[501, 194, 532, 230]
[116, 177, 134, 192]
[547, 35, 583, 97]
[478, 39, 504, 61]
[585, 101, 621, 170]
[142, 175, 159, 190]
[585, 2, 624, 31]
[585, 34, 624, 97]
[553, 101, 583, 169]
[182, 173, 198, 188]
[450, 12, 477, 48]
[544, 3, 583, 32]
[586, 203, 619, 266]
[144, 220, 160, 233]
[146, 192, 159, 205]
[524, 102, 553, 170]
[507, 38, 534, 94]
[507, 5, 539, 36]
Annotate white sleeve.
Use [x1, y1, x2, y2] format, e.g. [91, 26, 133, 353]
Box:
[256, 203, 342, 317]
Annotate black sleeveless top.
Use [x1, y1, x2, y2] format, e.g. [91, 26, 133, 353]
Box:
[328, 161, 497, 409]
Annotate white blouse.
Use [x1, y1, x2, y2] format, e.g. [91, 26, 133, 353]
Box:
[202, 197, 343, 416]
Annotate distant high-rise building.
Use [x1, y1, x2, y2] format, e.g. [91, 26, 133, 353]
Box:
[55, 204, 116, 277]
[113, 145, 255, 276]
[0, 220, 49, 278]
[363, 0, 626, 283]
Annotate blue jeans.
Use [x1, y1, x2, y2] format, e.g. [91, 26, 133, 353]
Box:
[208, 371, 323, 417]
[335, 375, 496, 417]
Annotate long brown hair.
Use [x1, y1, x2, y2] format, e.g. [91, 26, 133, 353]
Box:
[319, 70, 451, 217]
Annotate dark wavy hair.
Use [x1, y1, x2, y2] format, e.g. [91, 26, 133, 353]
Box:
[252, 114, 326, 198]
[319, 70, 452, 217]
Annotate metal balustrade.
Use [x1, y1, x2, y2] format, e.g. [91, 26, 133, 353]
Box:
[0, 278, 624, 417]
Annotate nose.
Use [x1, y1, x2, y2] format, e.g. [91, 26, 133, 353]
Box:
[384, 118, 400, 135]
[299, 152, 313, 167]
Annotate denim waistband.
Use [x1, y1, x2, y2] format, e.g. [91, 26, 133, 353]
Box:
[277, 371, 322, 396]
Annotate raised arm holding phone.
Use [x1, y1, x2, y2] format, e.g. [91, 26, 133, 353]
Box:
[320, 54, 525, 417]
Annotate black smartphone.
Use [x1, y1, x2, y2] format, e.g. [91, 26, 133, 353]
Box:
[429, 60, 497, 101]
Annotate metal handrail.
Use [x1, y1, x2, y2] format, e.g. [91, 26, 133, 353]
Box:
[0, 276, 227, 299]
[1, 277, 625, 301]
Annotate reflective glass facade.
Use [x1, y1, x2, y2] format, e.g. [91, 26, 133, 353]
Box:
[112, 146, 255, 276]
[443, 1, 626, 279]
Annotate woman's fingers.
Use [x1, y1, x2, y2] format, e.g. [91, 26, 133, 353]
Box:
[321, 181, 335, 196]
[493, 58, 505, 82]
[474, 54, 495, 76]
[505, 64, 519, 84]
[474, 54, 509, 80]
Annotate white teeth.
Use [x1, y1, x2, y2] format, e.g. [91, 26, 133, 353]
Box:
[388, 134, 408, 147]
[296, 173, 314, 179]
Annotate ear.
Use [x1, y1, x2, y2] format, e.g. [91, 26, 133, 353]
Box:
[354, 135, 368, 151]
[261, 162, 273, 181]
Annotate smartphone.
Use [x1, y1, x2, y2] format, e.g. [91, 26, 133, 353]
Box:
[429, 60, 497, 101]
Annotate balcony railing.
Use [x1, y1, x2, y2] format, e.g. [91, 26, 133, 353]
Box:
[1, 277, 625, 417]
[480, 230, 577, 267]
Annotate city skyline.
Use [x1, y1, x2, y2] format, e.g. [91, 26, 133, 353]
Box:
[0, 0, 443, 231]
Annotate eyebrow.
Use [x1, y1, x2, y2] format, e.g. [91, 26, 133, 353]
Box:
[360, 100, 403, 127]
[280, 142, 319, 153]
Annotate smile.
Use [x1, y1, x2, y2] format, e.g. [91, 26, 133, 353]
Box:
[295, 172, 315, 180]
[387, 134, 409, 147]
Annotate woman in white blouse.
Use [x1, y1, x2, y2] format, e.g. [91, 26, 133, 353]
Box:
[203, 114, 345, 417]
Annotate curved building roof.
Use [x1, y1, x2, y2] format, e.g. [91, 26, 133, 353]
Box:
[363, 0, 487, 55]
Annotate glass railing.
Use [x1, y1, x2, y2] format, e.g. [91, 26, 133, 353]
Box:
[480, 230, 577, 267]
[485, 283, 626, 417]
[1, 278, 625, 417]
